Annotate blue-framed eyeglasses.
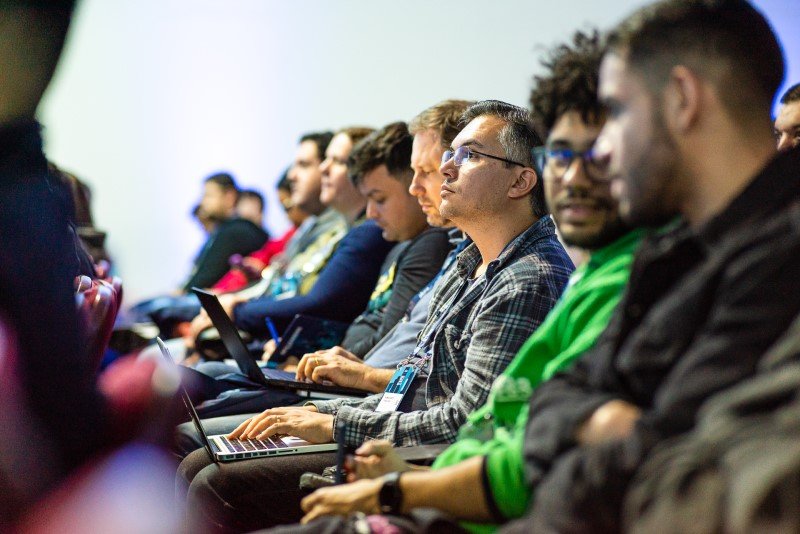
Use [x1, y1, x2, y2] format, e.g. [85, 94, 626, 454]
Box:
[531, 146, 611, 182]
[442, 145, 526, 168]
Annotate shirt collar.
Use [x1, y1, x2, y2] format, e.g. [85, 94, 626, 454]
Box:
[586, 228, 646, 269]
[455, 215, 556, 280]
[698, 147, 800, 246]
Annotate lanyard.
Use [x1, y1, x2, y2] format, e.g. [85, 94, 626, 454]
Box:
[399, 273, 483, 371]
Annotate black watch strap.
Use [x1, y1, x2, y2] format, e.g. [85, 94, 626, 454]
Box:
[379, 471, 404, 514]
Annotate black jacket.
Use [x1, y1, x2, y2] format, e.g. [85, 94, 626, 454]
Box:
[183, 217, 268, 290]
[508, 147, 800, 533]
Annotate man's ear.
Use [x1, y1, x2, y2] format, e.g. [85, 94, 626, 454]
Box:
[508, 167, 538, 200]
[664, 65, 701, 133]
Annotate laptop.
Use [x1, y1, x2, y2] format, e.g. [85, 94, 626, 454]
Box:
[192, 288, 369, 398]
[156, 338, 337, 462]
[273, 314, 350, 362]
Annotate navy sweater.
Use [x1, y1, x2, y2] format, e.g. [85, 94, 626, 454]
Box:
[233, 219, 394, 337]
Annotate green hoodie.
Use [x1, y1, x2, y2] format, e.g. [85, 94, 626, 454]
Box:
[431, 229, 643, 533]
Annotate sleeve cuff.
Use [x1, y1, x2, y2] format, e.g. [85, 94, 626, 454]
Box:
[308, 399, 337, 414]
[480, 456, 506, 523]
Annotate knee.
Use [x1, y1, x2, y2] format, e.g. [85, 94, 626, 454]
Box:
[177, 449, 211, 492]
[174, 421, 202, 458]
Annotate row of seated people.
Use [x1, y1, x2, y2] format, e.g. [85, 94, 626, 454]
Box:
[3, 0, 800, 531]
[149, 3, 800, 531]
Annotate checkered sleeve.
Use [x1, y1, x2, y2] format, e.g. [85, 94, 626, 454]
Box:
[332, 263, 566, 447]
[310, 393, 382, 415]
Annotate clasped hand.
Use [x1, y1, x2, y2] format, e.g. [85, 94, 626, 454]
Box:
[295, 347, 372, 390]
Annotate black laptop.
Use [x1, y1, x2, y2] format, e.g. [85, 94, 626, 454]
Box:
[192, 288, 369, 398]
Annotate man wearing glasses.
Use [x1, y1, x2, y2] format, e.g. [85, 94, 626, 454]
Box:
[181, 101, 574, 532]
[292, 31, 642, 533]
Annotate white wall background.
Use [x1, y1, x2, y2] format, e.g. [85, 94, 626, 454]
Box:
[37, 0, 798, 305]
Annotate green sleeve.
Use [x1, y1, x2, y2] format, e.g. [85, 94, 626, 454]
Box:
[483, 404, 532, 520]
[540, 266, 631, 381]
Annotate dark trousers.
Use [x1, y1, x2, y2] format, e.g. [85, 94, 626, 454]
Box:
[178, 447, 338, 533]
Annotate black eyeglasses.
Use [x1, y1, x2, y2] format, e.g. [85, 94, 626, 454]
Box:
[531, 146, 611, 182]
[441, 145, 526, 168]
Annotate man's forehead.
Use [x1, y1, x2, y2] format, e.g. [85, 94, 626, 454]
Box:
[548, 111, 603, 147]
[412, 130, 443, 165]
[598, 53, 628, 97]
[296, 140, 318, 161]
[452, 115, 501, 148]
[775, 101, 800, 130]
[325, 136, 347, 159]
[412, 130, 441, 154]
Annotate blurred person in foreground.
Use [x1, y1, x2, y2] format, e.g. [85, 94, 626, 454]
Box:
[0, 1, 180, 530]
[499, 1, 800, 531]
[775, 82, 800, 152]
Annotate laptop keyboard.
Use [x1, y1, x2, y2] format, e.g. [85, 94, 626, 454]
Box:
[219, 435, 286, 453]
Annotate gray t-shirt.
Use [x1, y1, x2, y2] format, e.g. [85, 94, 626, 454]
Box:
[360, 285, 435, 370]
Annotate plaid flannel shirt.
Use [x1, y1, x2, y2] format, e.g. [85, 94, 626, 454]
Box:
[314, 216, 574, 447]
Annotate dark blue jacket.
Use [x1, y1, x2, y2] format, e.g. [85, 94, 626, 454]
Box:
[233, 219, 393, 337]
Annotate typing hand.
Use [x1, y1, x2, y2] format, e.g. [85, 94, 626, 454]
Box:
[348, 440, 412, 482]
[300, 478, 382, 524]
[227, 406, 334, 444]
[261, 339, 277, 362]
[296, 347, 369, 390]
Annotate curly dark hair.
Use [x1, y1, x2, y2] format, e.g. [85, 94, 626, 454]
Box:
[529, 30, 605, 140]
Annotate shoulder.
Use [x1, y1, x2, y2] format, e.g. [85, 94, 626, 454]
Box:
[494, 237, 574, 290]
[344, 219, 386, 244]
[400, 227, 452, 257]
[219, 217, 267, 238]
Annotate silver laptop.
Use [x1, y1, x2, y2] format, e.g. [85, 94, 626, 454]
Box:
[156, 338, 337, 462]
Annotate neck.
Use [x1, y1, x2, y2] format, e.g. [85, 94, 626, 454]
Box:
[458, 211, 537, 275]
[333, 197, 367, 226]
[680, 122, 776, 228]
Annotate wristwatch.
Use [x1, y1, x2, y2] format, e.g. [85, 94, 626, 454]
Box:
[378, 471, 404, 514]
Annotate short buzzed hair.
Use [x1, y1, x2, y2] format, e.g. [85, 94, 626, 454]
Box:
[460, 100, 547, 218]
[238, 189, 264, 211]
[607, 0, 784, 124]
[780, 83, 800, 105]
[409, 99, 475, 148]
[205, 172, 239, 197]
[349, 122, 414, 187]
[299, 131, 334, 162]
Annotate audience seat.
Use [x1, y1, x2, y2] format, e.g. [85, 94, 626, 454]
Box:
[75, 277, 121, 372]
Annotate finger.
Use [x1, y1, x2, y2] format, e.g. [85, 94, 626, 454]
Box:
[300, 489, 322, 512]
[240, 412, 271, 438]
[227, 418, 252, 439]
[311, 364, 334, 384]
[301, 505, 326, 525]
[340, 350, 361, 362]
[255, 422, 288, 440]
[246, 417, 277, 439]
[356, 439, 393, 456]
[296, 354, 312, 381]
